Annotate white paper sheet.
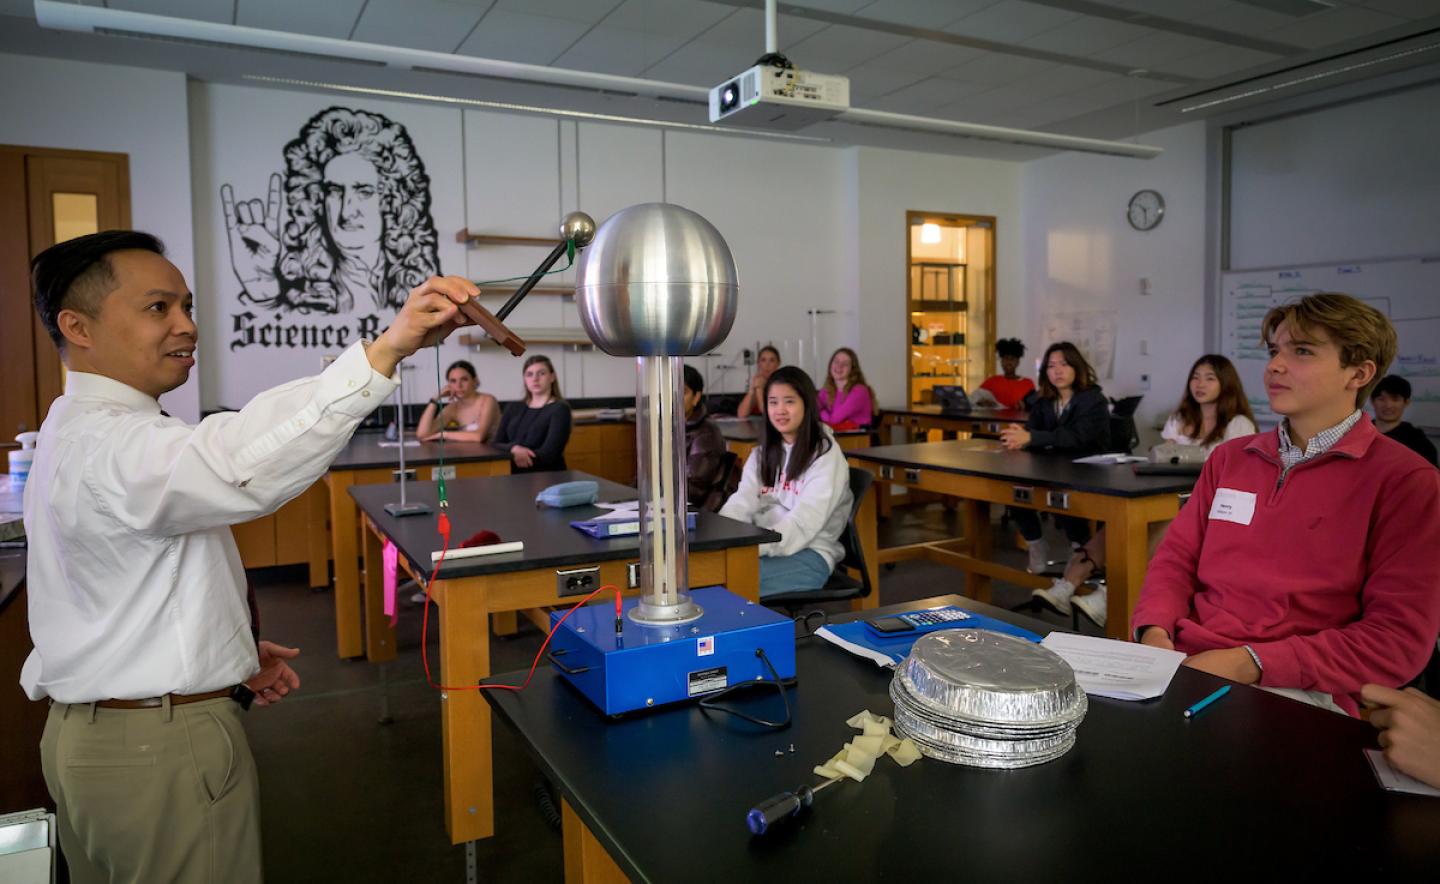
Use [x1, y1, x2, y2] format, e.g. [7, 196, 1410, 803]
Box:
[1041, 633, 1185, 701]
[1365, 750, 1440, 797]
[1072, 453, 1146, 464]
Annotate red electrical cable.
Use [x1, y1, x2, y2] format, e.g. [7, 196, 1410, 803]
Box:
[419, 510, 622, 693]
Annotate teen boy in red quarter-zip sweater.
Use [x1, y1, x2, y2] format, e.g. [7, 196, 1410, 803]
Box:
[1133, 293, 1440, 716]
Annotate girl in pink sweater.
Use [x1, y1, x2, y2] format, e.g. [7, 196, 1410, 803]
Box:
[818, 347, 877, 430]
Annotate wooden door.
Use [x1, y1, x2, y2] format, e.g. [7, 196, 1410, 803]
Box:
[0, 146, 130, 451]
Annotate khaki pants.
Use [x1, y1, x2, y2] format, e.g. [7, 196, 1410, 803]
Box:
[40, 697, 262, 884]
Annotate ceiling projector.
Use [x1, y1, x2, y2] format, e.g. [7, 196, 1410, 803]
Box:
[708, 63, 849, 130]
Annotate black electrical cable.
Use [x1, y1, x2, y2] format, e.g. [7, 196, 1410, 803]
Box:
[794, 609, 828, 639]
[698, 648, 794, 730]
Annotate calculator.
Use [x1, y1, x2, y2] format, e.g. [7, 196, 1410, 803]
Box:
[864, 607, 972, 639]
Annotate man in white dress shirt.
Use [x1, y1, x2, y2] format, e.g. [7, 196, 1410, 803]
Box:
[24, 230, 477, 883]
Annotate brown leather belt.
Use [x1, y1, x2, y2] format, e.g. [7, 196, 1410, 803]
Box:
[94, 687, 239, 710]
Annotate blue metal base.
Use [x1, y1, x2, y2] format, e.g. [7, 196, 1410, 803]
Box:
[548, 586, 795, 716]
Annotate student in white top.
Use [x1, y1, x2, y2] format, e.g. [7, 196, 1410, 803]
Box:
[719, 366, 853, 597]
[1032, 354, 1257, 627]
[24, 230, 476, 883]
[417, 358, 500, 443]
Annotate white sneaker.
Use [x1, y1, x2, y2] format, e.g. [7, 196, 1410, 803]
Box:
[1025, 538, 1051, 574]
[1031, 579, 1075, 616]
[1073, 585, 1107, 628]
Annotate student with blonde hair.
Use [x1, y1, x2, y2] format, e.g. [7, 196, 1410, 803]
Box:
[1133, 293, 1440, 716]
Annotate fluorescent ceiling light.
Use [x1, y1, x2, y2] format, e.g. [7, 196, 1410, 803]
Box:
[35, 0, 1162, 160]
[1169, 39, 1440, 113]
[920, 223, 942, 244]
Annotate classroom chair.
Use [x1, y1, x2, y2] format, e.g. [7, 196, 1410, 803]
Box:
[762, 467, 876, 617]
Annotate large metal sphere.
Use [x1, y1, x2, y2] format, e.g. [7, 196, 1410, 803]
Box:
[560, 211, 596, 248]
[574, 203, 738, 357]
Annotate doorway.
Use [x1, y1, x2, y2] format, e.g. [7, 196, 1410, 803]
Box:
[0, 145, 130, 461]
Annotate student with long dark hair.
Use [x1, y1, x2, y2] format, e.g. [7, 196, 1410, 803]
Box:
[999, 342, 1110, 573]
[492, 355, 571, 472]
[417, 359, 500, 443]
[1035, 355, 1258, 625]
[720, 366, 853, 597]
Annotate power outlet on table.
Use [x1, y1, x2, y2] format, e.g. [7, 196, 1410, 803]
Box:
[556, 566, 600, 598]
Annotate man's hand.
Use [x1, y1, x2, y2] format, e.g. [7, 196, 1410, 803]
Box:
[1138, 626, 1175, 651]
[999, 425, 1031, 451]
[1183, 647, 1260, 684]
[512, 445, 536, 469]
[367, 276, 479, 376]
[1362, 684, 1440, 789]
[246, 640, 301, 707]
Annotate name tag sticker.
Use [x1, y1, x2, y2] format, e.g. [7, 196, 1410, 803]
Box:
[1209, 488, 1257, 526]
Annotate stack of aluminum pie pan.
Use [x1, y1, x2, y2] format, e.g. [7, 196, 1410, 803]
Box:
[890, 630, 1087, 768]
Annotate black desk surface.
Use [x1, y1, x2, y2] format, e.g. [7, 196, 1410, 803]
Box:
[330, 430, 509, 470]
[847, 440, 1196, 498]
[715, 416, 869, 443]
[349, 471, 779, 579]
[882, 405, 1029, 423]
[484, 595, 1440, 880]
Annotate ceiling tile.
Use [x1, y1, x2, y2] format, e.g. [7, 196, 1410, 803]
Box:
[1159, 43, 1281, 78]
[1075, 75, 1177, 106]
[110, 0, 234, 23]
[551, 26, 695, 75]
[238, 0, 368, 39]
[865, 76, 992, 114]
[852, 0, 998, 29]
[1106, 0, 1231, 22]
[1091, 31, 1225, 69]
[936, 51, 1059, 85]
[351, 0, 491, 51]
[640, 41, 754, 84]
[1362, 0, 1440, 19]
[1268, 5, 1409, 48]
[456, 9, 593, 64]
[786, 23, 914, 70]
[843, 37, 984, 77]
[1190, 4, 1307, 37]
[492, 0, 624, 25]
[944, 0, 1081, 44]
[1021, 17, 1154, 55]
[602, 0, 734, 38]
[683, 9, 830, 53]
[787, 0, 873, 11]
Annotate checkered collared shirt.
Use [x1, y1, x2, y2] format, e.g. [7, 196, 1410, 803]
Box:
[1276, 409, 1363, 485]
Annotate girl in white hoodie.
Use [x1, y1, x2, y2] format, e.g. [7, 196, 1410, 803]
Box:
[719, 366, 853, 598]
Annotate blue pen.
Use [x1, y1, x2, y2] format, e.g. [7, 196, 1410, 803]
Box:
[1183, 685, 1232, 719]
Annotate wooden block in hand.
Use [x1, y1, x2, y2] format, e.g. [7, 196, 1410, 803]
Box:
[457, 297, 527, 356]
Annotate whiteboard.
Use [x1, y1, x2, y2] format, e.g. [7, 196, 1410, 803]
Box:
[1220, 259, 1440, 430]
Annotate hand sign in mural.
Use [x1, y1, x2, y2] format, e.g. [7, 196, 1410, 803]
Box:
[221, 174, 283, 305]
[221, 107, 440, 325]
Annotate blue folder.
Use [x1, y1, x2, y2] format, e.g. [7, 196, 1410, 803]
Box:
[822, 608, 1043, 666]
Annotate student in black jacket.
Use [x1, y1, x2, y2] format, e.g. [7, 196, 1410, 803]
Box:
[493, 355, 572, 472]
[1000, 341, 1111, 572]
[1371, 375, 1437, 466]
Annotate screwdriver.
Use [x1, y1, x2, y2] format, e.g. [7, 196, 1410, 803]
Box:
[746, 776, 845, 835]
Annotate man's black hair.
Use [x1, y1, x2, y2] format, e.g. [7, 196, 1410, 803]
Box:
[1372, 374, 1412, 401]
[31, 230, 166, 348]
[683, 364, 704, 395]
